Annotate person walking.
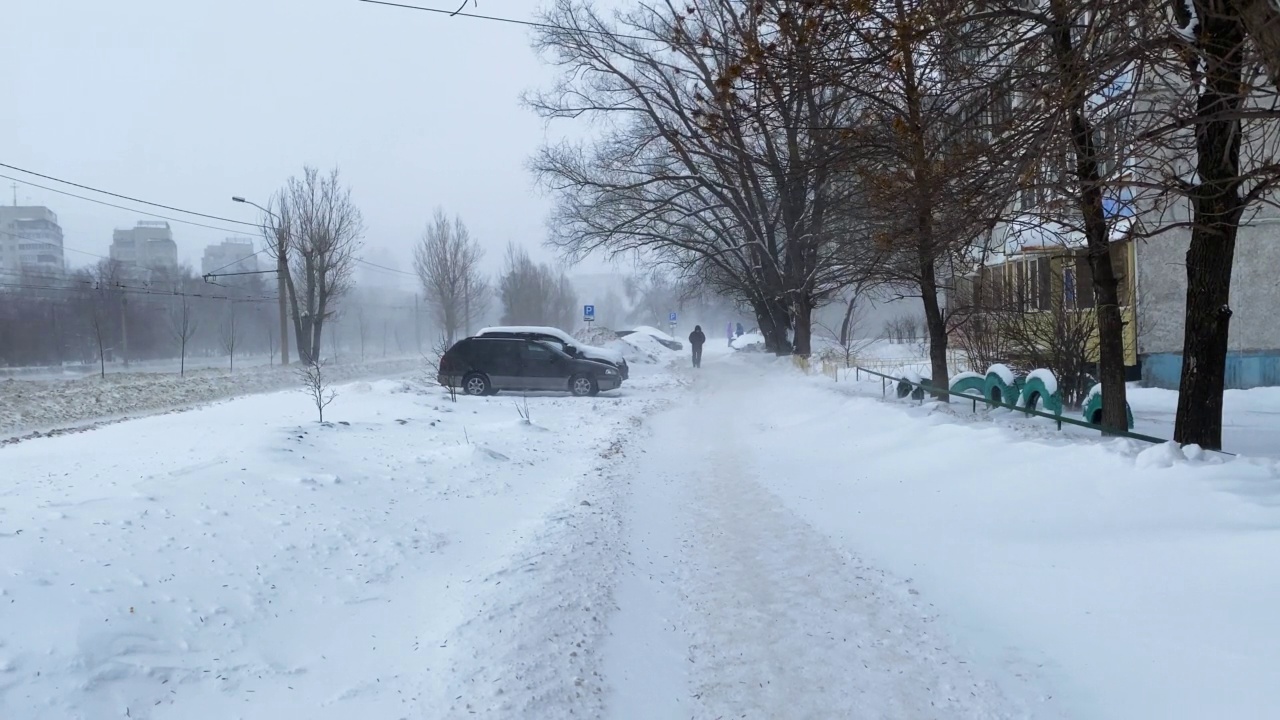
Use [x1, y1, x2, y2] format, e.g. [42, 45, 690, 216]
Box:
[689, 325, 706, 368]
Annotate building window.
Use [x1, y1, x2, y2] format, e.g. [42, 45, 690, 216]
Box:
[1064, 267, 1078, 309]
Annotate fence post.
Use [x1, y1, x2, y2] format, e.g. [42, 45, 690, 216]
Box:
[881, 377, 886, 397]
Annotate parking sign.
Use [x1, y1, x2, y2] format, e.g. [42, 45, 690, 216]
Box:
[668, 311, 677, 325]
[584, 304, 595, 321]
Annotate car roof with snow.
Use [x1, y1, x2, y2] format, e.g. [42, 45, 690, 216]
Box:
[476, 326, 626, 364]
[478, 326, 575, 342]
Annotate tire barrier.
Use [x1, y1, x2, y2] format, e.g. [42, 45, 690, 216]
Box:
[1018, 372, 1064, 417]
[1082, 383, 1136, 430]
[896, 372, 931, 401]
[983, 364, 1021, 409]
[948, 371, 987, 400]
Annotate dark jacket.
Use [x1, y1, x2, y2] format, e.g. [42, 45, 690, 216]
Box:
[689, 328, 706, 347]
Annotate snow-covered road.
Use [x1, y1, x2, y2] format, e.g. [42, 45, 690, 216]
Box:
[3, 349, 1279, 719]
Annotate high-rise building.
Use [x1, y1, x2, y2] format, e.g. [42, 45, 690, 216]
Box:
[111, 221, 178, 271]
[202, 237, 258, 276]
[0, 205, 65, 277]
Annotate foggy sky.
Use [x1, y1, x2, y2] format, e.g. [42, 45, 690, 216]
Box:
[1, 0, 612, 292]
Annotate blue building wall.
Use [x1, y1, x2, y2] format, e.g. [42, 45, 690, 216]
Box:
[1141, 351, 1280, 390]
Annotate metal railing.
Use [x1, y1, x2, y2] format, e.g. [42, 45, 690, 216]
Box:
[852, 365, 1170, 445]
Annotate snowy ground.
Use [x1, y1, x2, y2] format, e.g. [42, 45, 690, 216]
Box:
[3, 343, 1280, 719]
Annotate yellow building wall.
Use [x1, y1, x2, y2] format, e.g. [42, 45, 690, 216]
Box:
[997, 242, 1138, 367]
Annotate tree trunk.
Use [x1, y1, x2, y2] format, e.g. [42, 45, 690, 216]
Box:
[792, 296, 813, 356]
[1174, 2, 1245, 451]
[920, 266, 949, 397]
[839, 293, 858, 347]
[1049, 0, 1129, 432]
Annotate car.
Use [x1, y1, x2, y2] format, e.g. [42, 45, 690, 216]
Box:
[475, 326, 629, 380]
[437, 336, 622, 397]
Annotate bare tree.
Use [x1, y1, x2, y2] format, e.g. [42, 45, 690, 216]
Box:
[299, 359, 338, 423]
[220, 306, 239, 372]
[265, 166, 364, 364]
[900, 316, 921, 345]
[529, 0, 878, 355]
[498, 243, 577, 329]
[169, 296, 199, 377]
[818, 287, 873, 368]
[424, 334, 459, 402]
[413, 208, 489, 344]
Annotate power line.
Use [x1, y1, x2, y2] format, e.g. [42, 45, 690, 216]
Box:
[356, 257, 416, 277]
[0, 162, 257, 227]
[357, 0, 658, 43]
[205, 249, 270, 276]
[0, 173, 259, 237]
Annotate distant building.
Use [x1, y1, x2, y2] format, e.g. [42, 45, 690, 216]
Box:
[111, 221, 178, 273]
[201, 237, 258, 277]
[0, 205, 65, 277]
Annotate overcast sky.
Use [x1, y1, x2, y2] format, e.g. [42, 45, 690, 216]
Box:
[0, 0, 621, 292]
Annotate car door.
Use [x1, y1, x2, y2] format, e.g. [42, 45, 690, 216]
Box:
[482, 339, 522, 389]
[519, 340, 565, 391]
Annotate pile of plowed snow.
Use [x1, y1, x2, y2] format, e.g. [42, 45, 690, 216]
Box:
[615, 332, 678, 364]
[574, 326, 621, 347]
[630, 325, 678, 344]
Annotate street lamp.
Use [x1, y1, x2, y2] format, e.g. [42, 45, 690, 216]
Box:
[232, 194, 290, 366]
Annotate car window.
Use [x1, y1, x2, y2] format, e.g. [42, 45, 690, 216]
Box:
[473, 339, 517, 362]
[524, 342, 555, 361]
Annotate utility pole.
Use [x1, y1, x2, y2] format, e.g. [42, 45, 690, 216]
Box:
[414, 293, 421, 354]
[121, 292, 129, 368]
[232, 196, 289, 365]
[277, 241, 290, 366]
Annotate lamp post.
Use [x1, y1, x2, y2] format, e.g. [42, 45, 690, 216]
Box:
[232, 195, 290, 366]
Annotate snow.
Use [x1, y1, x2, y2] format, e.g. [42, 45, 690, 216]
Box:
[0, 365, 679, 719]
[627, 325, 677, 344]
[1176, 0, 1199, 41]
[1127, 385, 1280, 459]
[988, 363, 1017, 386]
[729, 332, 765, 351]
[613, 333, 675, 364]
[5, 351, 1280, 718]
[477, 325, 625, 365]
[1027, 368, 1059, 395]
[950, 371, 985, 384]
[1084, 382, 1103, 406]
[784, 367, 1280, 719]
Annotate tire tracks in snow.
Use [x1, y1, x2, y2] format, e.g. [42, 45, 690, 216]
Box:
[434, 397, 674, 719]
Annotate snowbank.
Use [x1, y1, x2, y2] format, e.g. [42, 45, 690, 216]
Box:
[751, 364, 1280, 719]
[615, 332, 678, 364]
[574, 325, 621, 347]
[0, 368, 678, 718]
[629, 325, 677, 344]
[730, 332, 766, 351]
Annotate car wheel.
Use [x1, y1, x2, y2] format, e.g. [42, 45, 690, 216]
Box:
[569, 375, 597, 397]
[462, 373, 490, 397]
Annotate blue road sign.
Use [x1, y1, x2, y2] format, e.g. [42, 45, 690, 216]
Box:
[668, 311, 678, 324]
[584, 304, 595, 321]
